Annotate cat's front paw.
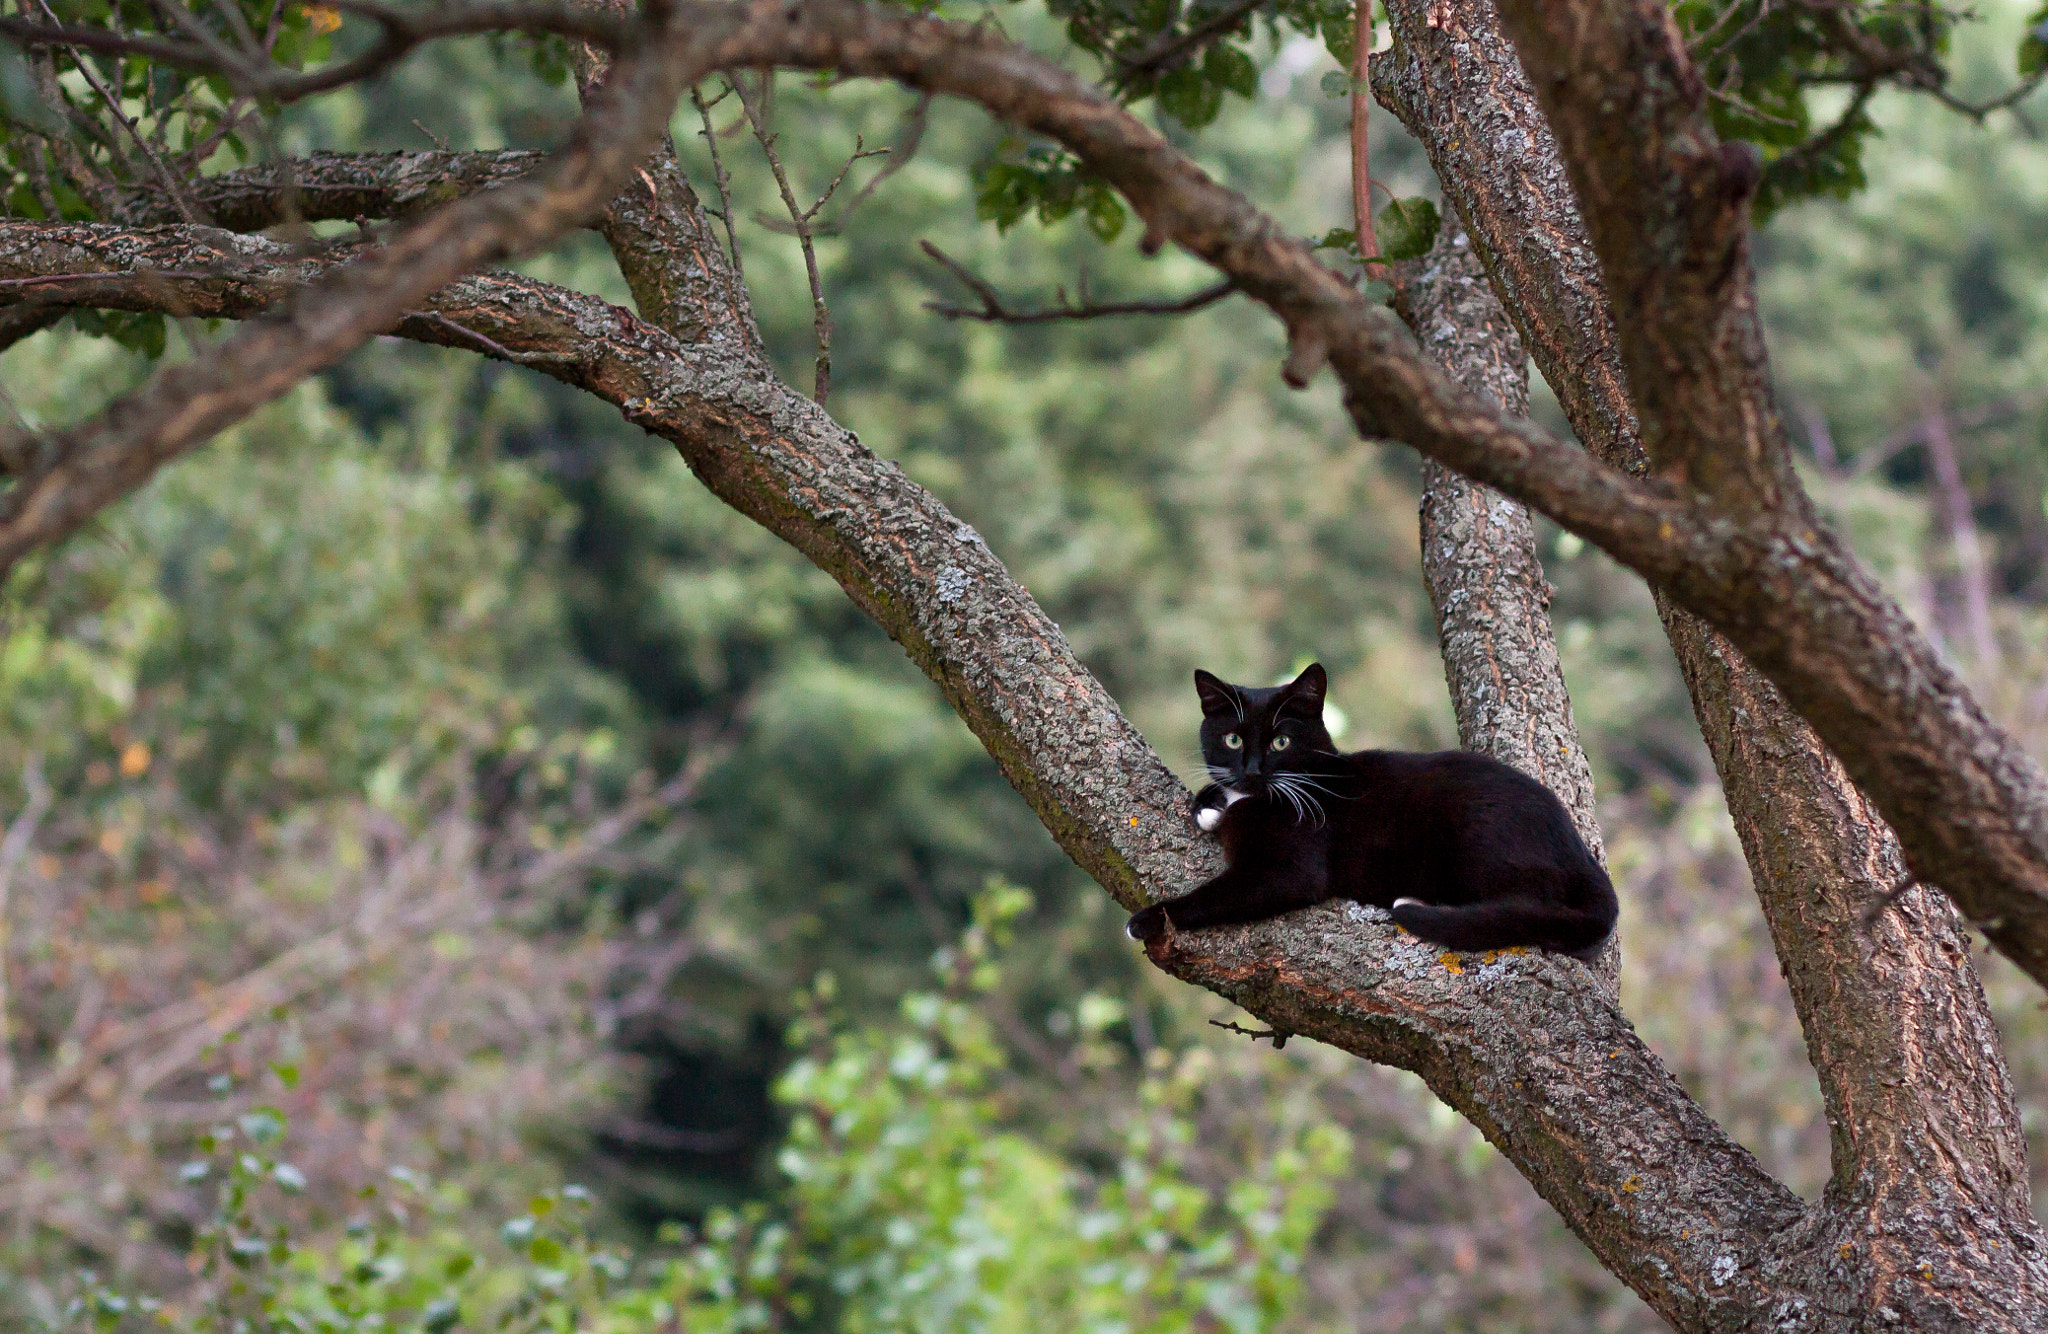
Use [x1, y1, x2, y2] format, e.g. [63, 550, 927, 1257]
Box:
[1126, 903, 1174, 942]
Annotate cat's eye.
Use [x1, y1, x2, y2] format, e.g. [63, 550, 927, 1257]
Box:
[1223, 733, 1242, 750]
[1270, 736, 1291, 751]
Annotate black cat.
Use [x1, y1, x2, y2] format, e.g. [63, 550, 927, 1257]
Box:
[1126, 663, 1617, 960]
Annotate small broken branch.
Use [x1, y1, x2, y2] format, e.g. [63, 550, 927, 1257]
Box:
[1208, 1018, 1291, 1049]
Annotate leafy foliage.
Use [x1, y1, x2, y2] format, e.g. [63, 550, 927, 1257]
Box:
[45, 892, 1346, 1334]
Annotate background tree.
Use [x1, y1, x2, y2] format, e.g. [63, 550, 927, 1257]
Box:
[3, 1, 2048, 1329]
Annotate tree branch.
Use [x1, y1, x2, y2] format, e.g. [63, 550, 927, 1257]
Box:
[114, 149, 547, 232]
[1490, 0, 1794, 515]
[1373, 0, 2041, 1311]
[1402, 217, 1608, 966]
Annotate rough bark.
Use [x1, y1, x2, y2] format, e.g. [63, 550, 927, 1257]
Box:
[114, 150, 547, 232]
[1403, 217, 1613, 983]
[1374, 0, 2043, 1320]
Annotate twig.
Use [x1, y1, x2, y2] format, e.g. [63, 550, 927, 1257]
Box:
[691, 83, 751, 329]
[1351, 0, 1382, 283]
[920, 240, 1234, 323]
[735, 73, 832, 403]
[1115, 0, 1269, 88]
[1209, 1018, 1291, 1049]
[1764, 81, 1876, 198]
[751, 139, 890, 234]
[809, 91, 932, 236]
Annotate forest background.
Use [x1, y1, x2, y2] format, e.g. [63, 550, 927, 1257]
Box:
[4, 2, 2048, 1330]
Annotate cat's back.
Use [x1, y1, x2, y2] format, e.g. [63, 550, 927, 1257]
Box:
[1339, 747, 1579, 836]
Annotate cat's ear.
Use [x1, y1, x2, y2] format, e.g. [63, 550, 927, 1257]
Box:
[1193, 669, 1240, 717]
[1282, 662, 1328, 713]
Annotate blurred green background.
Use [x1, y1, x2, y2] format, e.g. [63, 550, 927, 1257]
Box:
[4, 3, 2048, 1330]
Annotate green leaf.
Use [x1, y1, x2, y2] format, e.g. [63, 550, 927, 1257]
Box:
[1082, 184, 1127, 244]
[1157, 67, 1223, 129]
[1205, 44, 1258, 100]
[2020, 6, 2048, 75]
[1375, 196, 1442, 262]
[973, 162, 1035, 231]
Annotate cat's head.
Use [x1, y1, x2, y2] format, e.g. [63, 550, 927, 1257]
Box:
[1193, 663, 1335, 788]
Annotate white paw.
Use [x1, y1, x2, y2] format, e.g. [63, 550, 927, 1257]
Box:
[1195, 806, 1223, 831]
[1392, 898, 1424, 910]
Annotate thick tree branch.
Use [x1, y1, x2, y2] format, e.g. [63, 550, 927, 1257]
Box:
[571, 1, 764, 352]
[114, 150, 547, 232]
[1490, 0, 1795, 516]
[1402, 215, 1607, 928]
[1373, 0, 2041, 1316]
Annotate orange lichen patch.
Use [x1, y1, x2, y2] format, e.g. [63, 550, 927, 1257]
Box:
[1839, 1244, 1854, 1259]
[1129, 816, 1139, 826]
[1438, 953, 1463, 974]
[1608, 1051, 1621, 1059]
[1500, 946, 1529, 956]
[1621, 1176, 1640, 1193]
[1481, 950, 1499, 965]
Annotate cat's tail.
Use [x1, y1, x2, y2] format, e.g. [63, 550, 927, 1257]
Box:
[1389, 894, 1614, 962]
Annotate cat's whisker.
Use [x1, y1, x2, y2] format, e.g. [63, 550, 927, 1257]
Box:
[1274, 775, 1326, 828]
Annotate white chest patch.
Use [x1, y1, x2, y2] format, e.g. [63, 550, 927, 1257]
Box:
[1195, 787, 1249, 832]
